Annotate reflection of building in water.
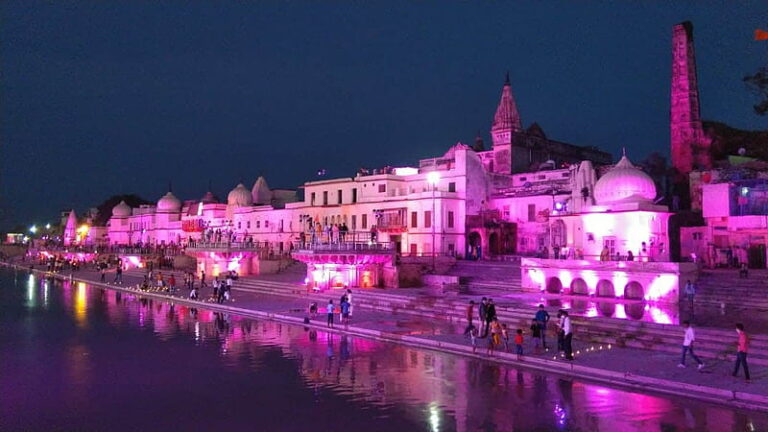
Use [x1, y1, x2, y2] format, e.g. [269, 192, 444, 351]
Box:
[40, 281, 742, 432]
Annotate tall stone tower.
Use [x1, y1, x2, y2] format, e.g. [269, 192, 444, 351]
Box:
[491, 73, 522, 174]
[670, 21, 711, 175]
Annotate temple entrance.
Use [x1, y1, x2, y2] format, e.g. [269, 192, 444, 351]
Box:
[467, 232, 482, 260]
[749, 244, 766, 269]
[390, 235, 402, 256]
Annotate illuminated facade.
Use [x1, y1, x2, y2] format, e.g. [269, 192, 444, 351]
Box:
[101, 78, 673, 290]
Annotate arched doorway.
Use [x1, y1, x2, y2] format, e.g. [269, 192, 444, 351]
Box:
[570, 278, 589, 295]
[546, 277, 563, 293]
[624, 282, 644, 300]
[467, 231, 482, 260]
[489, 233, 500, 256]
[596, 280, 615, 297]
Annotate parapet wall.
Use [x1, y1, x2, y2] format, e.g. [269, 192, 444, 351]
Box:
[520, 258, 698, 304]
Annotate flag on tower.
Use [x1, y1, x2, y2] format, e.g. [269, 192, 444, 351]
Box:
[756, 29, 768, 41]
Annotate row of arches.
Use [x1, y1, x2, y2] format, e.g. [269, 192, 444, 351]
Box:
[545, 277, 645, 300]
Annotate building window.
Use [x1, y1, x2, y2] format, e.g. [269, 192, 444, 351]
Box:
[503, 206, 510, 219]
[562, 172, 570, 177]
[411, 211, 418, 228]
[323, 191, 328, 206]
[256, 221, 261, 228]
[237, 222, 241, 229]
[448, 182, 456, 192]
[527, 204, 536, 222]
[338, 189, 342, 205]
[265, 220, 269, 228]
[378, 184, 386, 193]
[351, 215, 357, 230]
[362, 214, 368, 229]
[424, 211, 432, 228]
[447, 211, 454, 228]
[352, 188, 358, 203]
[537, 175, 546, 180]
[519, 177, 527, 181]
[311, 192, 316, 206]
[247, 221, 251, 229]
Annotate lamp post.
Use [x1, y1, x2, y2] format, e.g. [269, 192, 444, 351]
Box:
[427, 171, 440, 271]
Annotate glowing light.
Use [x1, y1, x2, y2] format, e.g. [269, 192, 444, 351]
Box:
[75, 282, 87, 325]
[428, 402, 441, 432]
[612, 272, 628, 298]
[393, 167, 418, 176]
[646, 274, 677, 301]
[29, 225, 38, 234]
[427, 171, 440, 186]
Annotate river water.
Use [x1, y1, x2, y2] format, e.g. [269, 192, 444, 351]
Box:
[1, 269, 765, 431]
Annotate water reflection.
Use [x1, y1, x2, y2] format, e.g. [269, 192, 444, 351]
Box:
[3, 272, 767, 432]
[543, 297, 679, 325]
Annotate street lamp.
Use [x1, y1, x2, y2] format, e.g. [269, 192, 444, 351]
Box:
[29, 225, 37, 234]
[427, 171, 440, 271]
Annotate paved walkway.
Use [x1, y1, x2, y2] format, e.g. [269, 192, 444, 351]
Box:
[6, 261, 768, 411]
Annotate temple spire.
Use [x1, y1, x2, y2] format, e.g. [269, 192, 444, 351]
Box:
[491, 74, 523, 138]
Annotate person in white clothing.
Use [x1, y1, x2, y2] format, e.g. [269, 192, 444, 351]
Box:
[346, 289, 353, 317]
[562, 311, 573, 360]
[679, 321, 704, 369]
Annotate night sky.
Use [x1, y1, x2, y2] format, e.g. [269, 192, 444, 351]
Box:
[2, 2, 766, 229]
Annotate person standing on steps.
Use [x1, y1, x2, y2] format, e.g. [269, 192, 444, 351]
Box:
[678, 320, 704, 370]
[463, 300, 476, 335]
[326, 300, 335, 328]
[562, 311, 574, 360]
[733, 323, 751, 381]
[200, 270, 207, 288]
[478, 298, 488, 337]
[485, 299, 497, 338]
[684, 280, 696, 310]
[534, 304, 550, 349]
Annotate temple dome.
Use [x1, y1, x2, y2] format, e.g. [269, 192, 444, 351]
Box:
[157, 192, 182, 212]
[112, 200, 132, 217]
[227, 183, 253, 207]
[200, 191, 220, 204]
[593, 155, 657, 205]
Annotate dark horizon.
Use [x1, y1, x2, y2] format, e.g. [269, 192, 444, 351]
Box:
[2, 2, 766, 230]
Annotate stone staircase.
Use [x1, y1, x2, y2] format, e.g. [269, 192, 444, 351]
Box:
[231, 277, 768, 367]
[695, 270, 768, 309]
[444, 260, 522, 294]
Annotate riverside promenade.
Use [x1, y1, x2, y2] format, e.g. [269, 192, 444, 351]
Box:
[5, 261, 768, 412]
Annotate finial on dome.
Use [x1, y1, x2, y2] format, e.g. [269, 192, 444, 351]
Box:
[622, 147, 626, 157]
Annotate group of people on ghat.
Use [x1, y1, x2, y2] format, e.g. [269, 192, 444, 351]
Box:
[463, 299, 573, 361]
[299, 221, 352, 246]
[305, 289, 354, 328]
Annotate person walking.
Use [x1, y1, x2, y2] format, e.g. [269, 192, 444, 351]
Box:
[463, 300, 476, 335]
[346, 289, 353, 318]
[478, 297, 488, 337]
[169, 274, 176, 294]
[530, 318, 542, 350]
[340, 297, 351, 325]
[200, 270, 207, 288]
[733, 323, 750, 381]
[326, 300, 335, 328]
[562, 311, 574, 360]
[534, 304, 550, 349]
[100, 264, 106, 282]
[678, 320, 704, 370]
[514, 329, 524, 355]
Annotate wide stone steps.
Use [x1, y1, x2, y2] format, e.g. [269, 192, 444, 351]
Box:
[233, 278, 768, 366]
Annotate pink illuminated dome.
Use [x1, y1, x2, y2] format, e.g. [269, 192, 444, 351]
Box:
[227, 183, 253, 207]
[157, 192, 182, 212]
[593, 155, 657, 205]
[111, 200, 132, 218]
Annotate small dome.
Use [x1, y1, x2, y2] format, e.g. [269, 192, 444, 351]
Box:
[112, 200, 132, 217]
[157, 192, 182, 212]
[227, 183, 253, 207]
[593, 155, 657, 205]
[200, 191, 220, 204]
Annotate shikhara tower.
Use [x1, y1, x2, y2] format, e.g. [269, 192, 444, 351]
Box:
[491, 73, 522, 174]
[670, 21, 711, 175]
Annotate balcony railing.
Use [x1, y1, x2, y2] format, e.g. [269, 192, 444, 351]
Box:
[293, 241, 394, 253]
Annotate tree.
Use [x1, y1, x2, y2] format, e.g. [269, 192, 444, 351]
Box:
[93, 194, 152, 226]
[744, 66, 768, 116]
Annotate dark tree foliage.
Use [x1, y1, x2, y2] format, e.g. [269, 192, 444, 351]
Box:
[93, 194, 151, 226]
[744, 66, 768, 116]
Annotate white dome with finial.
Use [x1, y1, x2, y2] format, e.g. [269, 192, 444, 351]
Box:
[157, 192, 182, 212]
[112, 200, 132, 217]
[593, 153, 657, 205]
[227, 183, 253, 207]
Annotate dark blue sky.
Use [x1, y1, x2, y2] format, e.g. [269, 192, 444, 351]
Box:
[2, 2, 766, 229]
